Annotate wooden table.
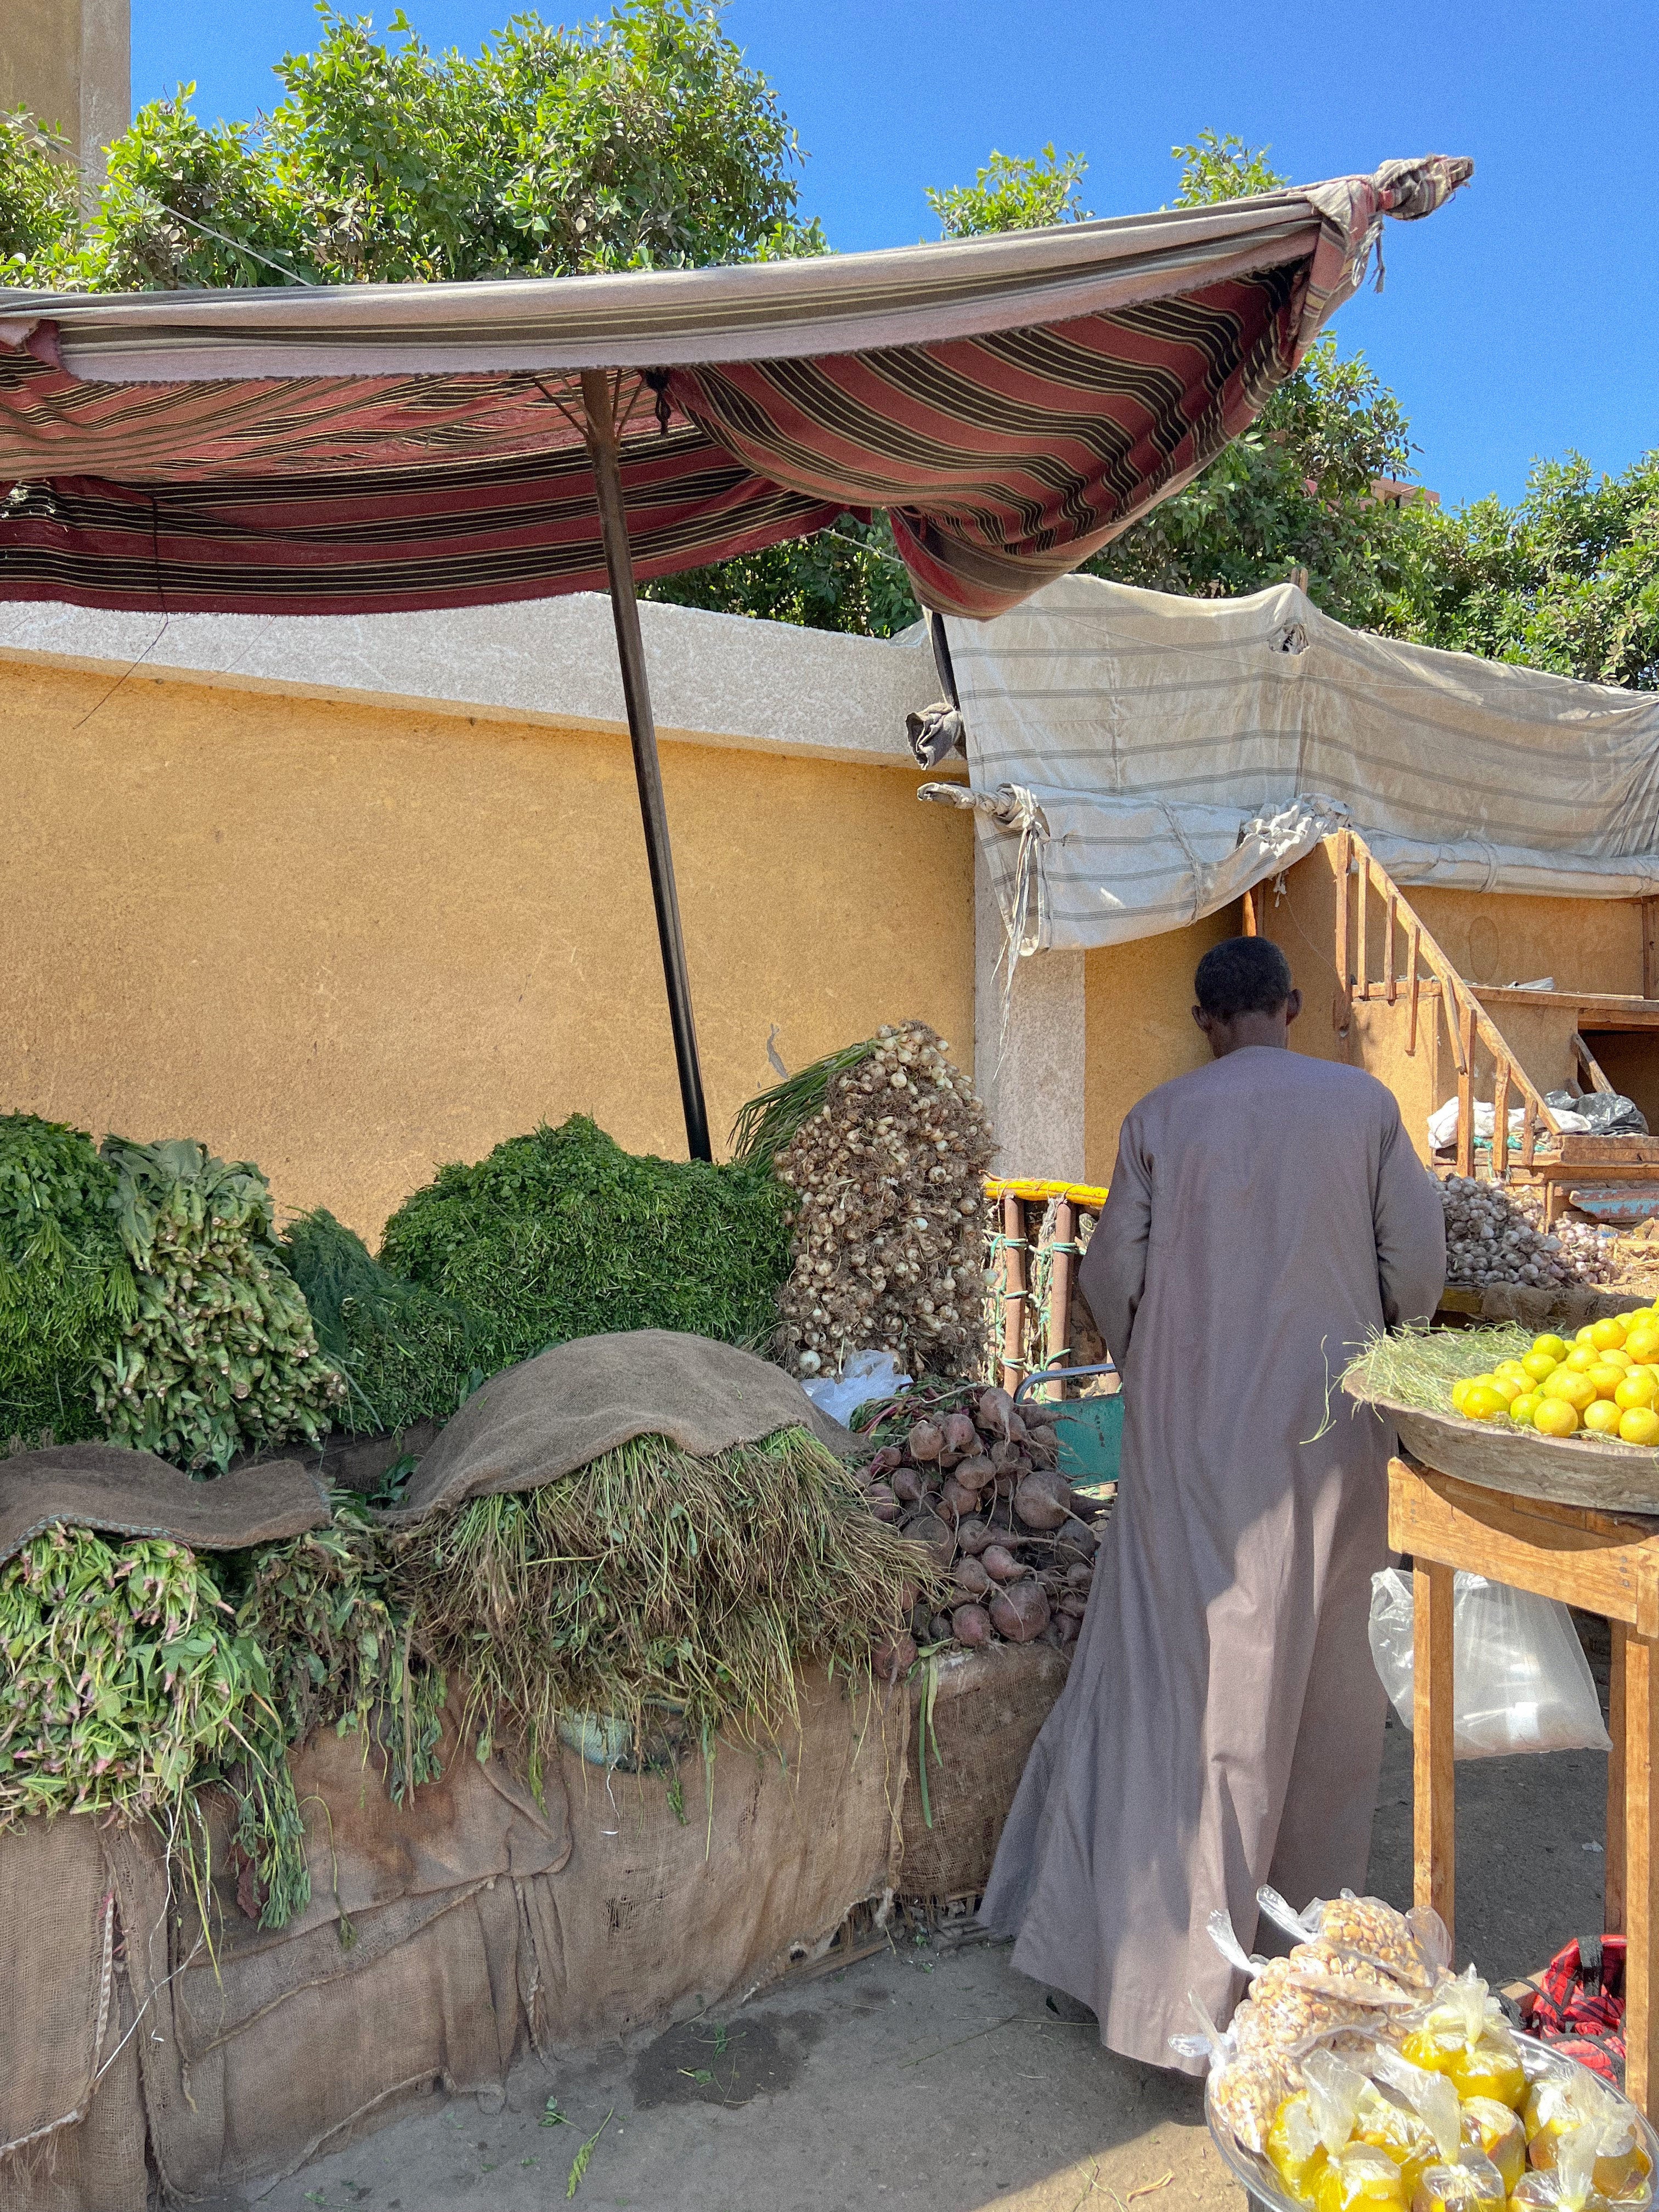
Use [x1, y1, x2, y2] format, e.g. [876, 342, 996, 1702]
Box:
[1389, 1452, 1659, 2110]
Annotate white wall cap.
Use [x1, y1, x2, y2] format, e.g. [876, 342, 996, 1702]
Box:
[0, 591, 942, 767]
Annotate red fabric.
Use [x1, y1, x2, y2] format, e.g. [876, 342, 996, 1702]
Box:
[1524, 1935, 1626, 2086]
[0, 159, 1471, 620]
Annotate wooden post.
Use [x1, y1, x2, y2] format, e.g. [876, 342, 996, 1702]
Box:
[1000, 1193, 1028, 1398]
[1645, 898, 1659, 1003]
[1456, 999, 1476, 1180]
[1624, 1628, 1659, 2112]
[1046, 1199, 1076, 1403]
[1334, 831, 1352, 1010]
[1384, 890, 1398, 1004]
[1493, 1060, 1511, 1183]
[1243, 888, 1258, 935]
[1610, 1621, 1628, 1937]
[1414, 1560, 1457, 1958]
[582, 370, 713, 1161]
[1355, 855, 1369, 998]
[1407, 924, 1421, 1055]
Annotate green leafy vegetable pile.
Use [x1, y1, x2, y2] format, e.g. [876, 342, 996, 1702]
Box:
[0, 1115, 132, 1450]
[349, 1116, 791, 1427]
[93, 1138, 346, 1472]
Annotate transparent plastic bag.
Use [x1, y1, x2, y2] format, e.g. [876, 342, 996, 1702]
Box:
[1368, 1569, 1612, 1759]
[798, 1349, 911, 1427]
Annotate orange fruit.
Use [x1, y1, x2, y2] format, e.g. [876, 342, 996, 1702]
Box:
[1544, 1371, 1597, 1412]
[1584, 1399, 1624, 1436]
[1460, 1385, 1509, 1422]
[1534, 1398, 1581, 1437]
[1620, 1408, 1659, 1447]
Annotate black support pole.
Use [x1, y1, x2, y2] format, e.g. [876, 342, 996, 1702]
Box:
[581, 369, 713, 1163]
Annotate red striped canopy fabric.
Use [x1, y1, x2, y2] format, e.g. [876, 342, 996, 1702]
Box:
[0, 156, 1469, 621]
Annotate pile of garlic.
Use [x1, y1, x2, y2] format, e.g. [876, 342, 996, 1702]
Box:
[1440, 1175, 1612, 1288]
[775, 1023, 996, 1381]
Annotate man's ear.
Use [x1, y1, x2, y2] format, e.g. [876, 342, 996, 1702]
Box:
[1192, 1004, 1210, 1034]
[1284, 988, 1304, 1027]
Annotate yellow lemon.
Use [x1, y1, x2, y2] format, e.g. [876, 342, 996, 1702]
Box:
[1544, 1370, 1598, 1412]
[1592, 1317, 1630, 1351]
[1584, 1399, 1624, 1436]
[1451, 1376, 1483, 1413]
[1627, 1323, 1659, 1363]
[1577, 1325, 1600, 1344]
[1587, 1363, 1627, 1399]
[1488, 1373, 1526, 1404]
[1617, 1372, 1659, 1410]
[1532, 1334, 1569, 1361]
[1460, 1385, 1509, 1422]
[1509, 1393, 1541, 1426]
[1599, 1348, 1635, 1371]
[1533, 1397, 1581, 1437]
[1565, 1347, 1600, 1374]
[1522, 1351, 1561, 1383]
[1621, 1408, 1659, 1446]
[1494, 1359, 1530, 1383]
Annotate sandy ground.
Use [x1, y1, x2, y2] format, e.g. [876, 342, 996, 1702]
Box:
[231, 1709, 1615, 2212]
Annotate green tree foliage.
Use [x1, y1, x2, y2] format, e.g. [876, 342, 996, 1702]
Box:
[1382, 452, 1659, 690]
[0, 110, 80, 266]
[1, 0, 824, 290]
[925, 143, 1090, 236]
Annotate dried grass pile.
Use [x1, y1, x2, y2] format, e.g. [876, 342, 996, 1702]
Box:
[389, 1424, 936, 1793]
[1343, 1323, 1534, 1414]
[767, 1024, 995, 1382]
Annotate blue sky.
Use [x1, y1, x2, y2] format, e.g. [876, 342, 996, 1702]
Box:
[130, 0, 1657, 512]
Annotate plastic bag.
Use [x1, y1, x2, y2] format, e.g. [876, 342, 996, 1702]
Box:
[1368, 1568, 1612, 1758]
[798, 1348, 912, 1427]
[1544, 1088, 1650, 1137]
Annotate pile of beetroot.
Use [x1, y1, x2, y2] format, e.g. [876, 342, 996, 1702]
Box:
[855, 1384, 1106, 1668]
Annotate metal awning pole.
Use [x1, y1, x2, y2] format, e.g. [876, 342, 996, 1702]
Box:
[580, 369, 713, 1163]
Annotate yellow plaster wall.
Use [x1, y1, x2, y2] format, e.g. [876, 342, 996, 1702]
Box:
[1081, 909, 1241, 1184]
[1407, 887, 1644, 996]
[0, 662, 974, 1240]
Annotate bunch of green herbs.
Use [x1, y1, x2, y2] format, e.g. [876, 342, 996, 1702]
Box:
[280, 1207, 479, 1435]
[93, 1138, 347, 1472]
[390, 1423, 934, 1798]
[0, 1114, 133, 1450]
[376, 1116, 791, 1407]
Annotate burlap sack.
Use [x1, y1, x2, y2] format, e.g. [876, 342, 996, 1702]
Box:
[0, 1441, 329, 1566]
[898, 1641, 1070, 1902]
[383, 1330, 851, 1521]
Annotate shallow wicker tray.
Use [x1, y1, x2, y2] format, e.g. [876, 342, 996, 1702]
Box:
[1344, 1375, 1659, 1516]
[1205, 2030, 1659, 2212]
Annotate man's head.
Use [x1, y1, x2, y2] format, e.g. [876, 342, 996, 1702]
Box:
[1192, 936, 1302, 1058]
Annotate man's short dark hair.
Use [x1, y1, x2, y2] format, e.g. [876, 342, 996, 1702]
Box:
[1194, 936, 1294, 1018]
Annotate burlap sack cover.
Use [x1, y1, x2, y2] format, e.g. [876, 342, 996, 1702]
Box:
[1480, 1283, 1651, 1330]
[383, 1328, 853, 1521]
[0, 1441, 329, 1566]
[898, 1641, 1072, 1903]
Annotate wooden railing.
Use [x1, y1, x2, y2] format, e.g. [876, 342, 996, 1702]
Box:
[1248, 830, 1562, 1181]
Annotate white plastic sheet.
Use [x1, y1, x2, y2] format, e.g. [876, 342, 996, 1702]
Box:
[1368, 1567, 1612, 1758]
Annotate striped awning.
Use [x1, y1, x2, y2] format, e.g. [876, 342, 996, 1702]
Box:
[0, 156, 1469, 621]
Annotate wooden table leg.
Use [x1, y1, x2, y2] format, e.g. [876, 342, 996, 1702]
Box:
[1625, 1632, 1659, 2114]
[1610, 1621, 1628, 1937]
[1414, 1562, 1457, 1959]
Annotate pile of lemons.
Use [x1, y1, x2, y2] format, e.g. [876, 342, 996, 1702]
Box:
[1453, 1309, 1659, 1443]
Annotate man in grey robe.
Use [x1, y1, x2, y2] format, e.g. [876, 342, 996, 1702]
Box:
[980, 936, 1446, 2068]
